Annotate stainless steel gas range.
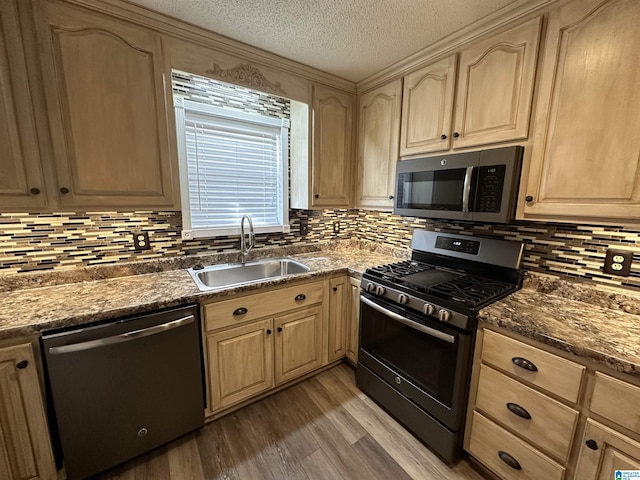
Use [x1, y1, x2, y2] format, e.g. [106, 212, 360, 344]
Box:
[356, 229, 524, 463]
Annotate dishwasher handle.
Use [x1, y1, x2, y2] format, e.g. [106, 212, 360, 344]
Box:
[48, 315, 195, 355]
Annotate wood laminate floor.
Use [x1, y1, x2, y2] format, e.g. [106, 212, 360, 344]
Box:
[96, 364, 486, 480]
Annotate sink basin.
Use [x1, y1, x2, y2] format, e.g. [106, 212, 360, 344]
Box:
[188, 258, 310, 291]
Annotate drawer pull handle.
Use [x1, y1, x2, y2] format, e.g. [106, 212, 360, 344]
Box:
[506, 402, 531, 420]
[16, 360, 29, 369]
[585, 439, 598, 450]
[498, 451, 522, 470]
[512, 357, 538, 372]
[294, 294, 306, 301]
[233, 307, 248, 316]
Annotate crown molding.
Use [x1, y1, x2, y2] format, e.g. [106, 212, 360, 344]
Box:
[55, 0, 356, 94]
[356, 0, 570, 94]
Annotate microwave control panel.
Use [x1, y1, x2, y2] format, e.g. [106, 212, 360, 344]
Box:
[475, 165, 505, 213]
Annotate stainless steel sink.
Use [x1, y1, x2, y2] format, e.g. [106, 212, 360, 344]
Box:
[188, 258, 310, 291]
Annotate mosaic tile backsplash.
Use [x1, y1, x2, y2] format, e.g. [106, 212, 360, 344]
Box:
[1, 209, 639, 292]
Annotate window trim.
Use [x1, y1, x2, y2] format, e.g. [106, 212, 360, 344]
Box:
[173, 96, 290, 240]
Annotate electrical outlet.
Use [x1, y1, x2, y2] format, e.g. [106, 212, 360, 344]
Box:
[299, 218, 309, 236]
[133, 231, 151, 250]
[603, 248, 633, 276]
[333, 222, 340, 235]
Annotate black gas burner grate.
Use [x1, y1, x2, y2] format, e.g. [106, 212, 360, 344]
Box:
[368, 261, 431, 279]
[428, 275, 513, 307]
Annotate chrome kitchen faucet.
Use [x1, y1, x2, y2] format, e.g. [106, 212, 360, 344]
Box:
[240, 214, 255, 264]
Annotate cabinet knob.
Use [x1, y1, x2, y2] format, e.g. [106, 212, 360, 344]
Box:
[440, 134, 447, 140]
[294, 294, 306, 301]
[16, 360, 28, 369]
[332, 287, 338, 292]
[525, 195, 534, 203]
[453, 132, 460, 139]
[512, 356, 538, 372]
[277, 327, 283, 333]
[314, 193, 319, 198]
[233, 307, 248, 316]
[498, 451, 522, 470]
[266, 329, 272, 335]
[506, 402, 532, 420]
[60, 187, 70, 195]
[30, 187, 40, 195]
[388, 195, 394, 200]
[585, 439, 598, 450]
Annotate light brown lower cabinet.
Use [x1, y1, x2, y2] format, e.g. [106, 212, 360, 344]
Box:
[467, 327, 640, 480]
[0, 343, 56, 480]
[203, 278, 352, 414]
[206, 319, 274, 411]
[575, 420, 640, 480]
[346, 277, 361, 364]
[328, 277, 348, 362]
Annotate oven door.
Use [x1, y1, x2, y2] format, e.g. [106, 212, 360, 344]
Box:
[358, 293, 473, 431]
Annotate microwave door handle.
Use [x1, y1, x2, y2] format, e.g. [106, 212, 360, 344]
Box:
[462, 166, 474, 213]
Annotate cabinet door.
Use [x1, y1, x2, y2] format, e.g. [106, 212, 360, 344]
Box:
[522, 0, 640, 221]
[312, 85, 353, 207]
[346, 277, 361, 364]
[575, 419, 640, 480]
[34, 1, 175, 209]
[0, 343, 56, 480]
[0, 1, 46, 209]
[206, 319, 274, 411]
[453, 17, 541, 149]
[400, 55, 457, 156]
[328, 276, 347, 362]
[274, 306, 323, 384]
[356, 79, 402, 210]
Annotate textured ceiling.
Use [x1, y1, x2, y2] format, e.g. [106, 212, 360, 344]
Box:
[127, 0, 521, 82]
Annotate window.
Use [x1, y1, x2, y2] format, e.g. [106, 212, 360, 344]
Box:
[174, 97, 290, 239]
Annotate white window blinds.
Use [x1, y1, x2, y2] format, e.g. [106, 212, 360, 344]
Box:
[174, 98, 289, 238]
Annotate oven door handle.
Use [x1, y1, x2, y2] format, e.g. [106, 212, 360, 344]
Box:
[360, 296, 455, 344]
[462, 166, 474, 213]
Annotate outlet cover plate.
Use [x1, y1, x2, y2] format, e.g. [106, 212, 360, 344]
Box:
[133, 231, 151, 250]
[603, 249, 632, 276]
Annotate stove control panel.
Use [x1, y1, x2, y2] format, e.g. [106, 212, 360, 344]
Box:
[435, 236, 480, 255]
[360, 278, 472, 331]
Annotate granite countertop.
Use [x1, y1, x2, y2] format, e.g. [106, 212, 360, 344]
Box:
[478, 274, 640, 377]
[0, 247, 399, 340]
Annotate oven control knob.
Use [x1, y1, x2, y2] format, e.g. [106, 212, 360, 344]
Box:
[423, 304, 435, 315]
[366, 282, 376, 293]
[438, 309, 452, 322]
[375, 285, 386, 296]
[398, 294, 408, 305]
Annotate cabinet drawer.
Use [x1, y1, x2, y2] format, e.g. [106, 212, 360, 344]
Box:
[468, 411, 565, 480]
[204, 280, 325, 331]
[475, 364, 578, 461]
[591, 372, 640, 435]
[481, 330, 585, 403]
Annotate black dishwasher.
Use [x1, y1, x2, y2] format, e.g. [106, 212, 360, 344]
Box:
[41, 304, 204, 480]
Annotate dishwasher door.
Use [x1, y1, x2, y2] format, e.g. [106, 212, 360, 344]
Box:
[42, 304, 204, 480]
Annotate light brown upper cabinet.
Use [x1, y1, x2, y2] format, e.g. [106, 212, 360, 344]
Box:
[521, 0, 640, 223]
[400, 55, 457, 156]
[399, 17, 541, 156]
[33, 1, 176, 209]
[311, 85, 354, 208]
[356, 79, 402, 210]
[0, 0, 47, 210]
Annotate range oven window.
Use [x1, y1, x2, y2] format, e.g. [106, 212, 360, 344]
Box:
[360, 298, 458, 409]
[396, 169, 466, 211]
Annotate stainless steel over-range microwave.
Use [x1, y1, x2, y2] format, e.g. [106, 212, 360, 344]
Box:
[393, 146, 523, 223]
